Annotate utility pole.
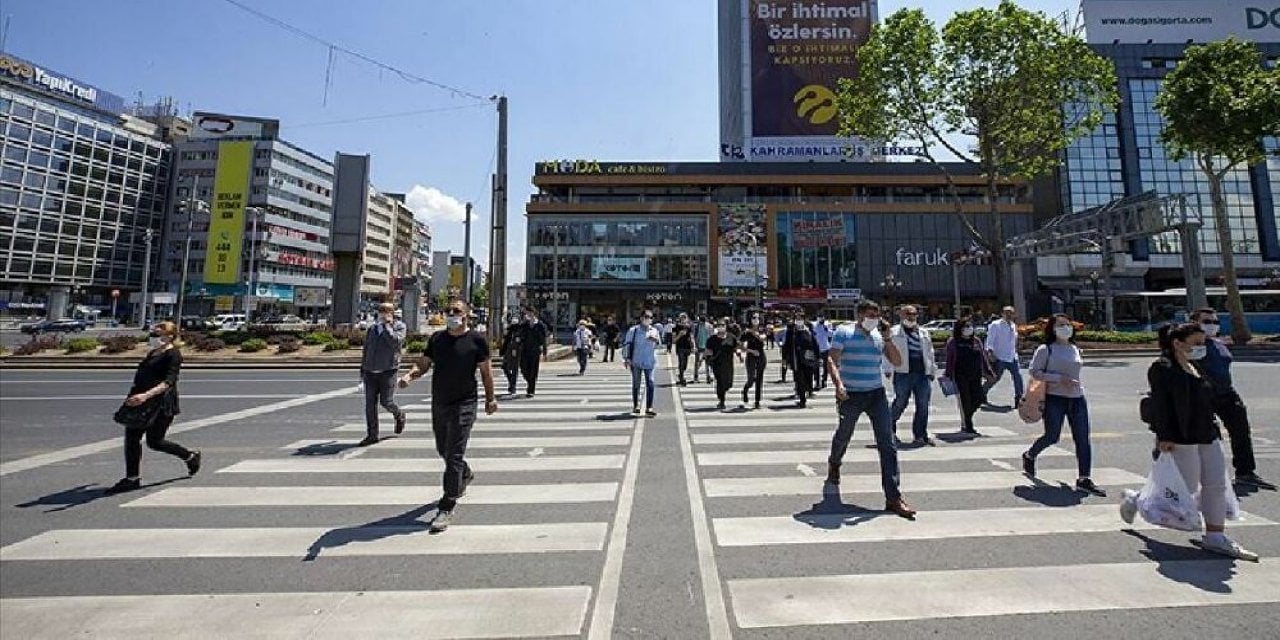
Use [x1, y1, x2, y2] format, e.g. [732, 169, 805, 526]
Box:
[488, 95, 508, 344]
[140, 228, 154, 328]
[175, 174, 199, 322]
[244, 208, 262, 325]
[463, 202, 473, 304]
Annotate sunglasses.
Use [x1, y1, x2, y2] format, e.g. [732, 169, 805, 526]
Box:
[1200, 319, 1220, 325]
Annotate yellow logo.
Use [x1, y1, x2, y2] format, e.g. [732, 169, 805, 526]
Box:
[793, 85, 836, 125]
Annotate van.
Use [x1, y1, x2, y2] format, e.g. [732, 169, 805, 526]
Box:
[215, 314, 247, 331]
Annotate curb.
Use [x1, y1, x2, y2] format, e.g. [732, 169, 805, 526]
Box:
[0, 346, 577, 370]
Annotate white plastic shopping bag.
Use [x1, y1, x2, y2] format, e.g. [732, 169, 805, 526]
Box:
[1137, 453, 1204, 532]
[1196, 440, 1242, 521]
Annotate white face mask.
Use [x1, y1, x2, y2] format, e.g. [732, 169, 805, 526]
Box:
[526, 316, 537, 324]
[1201, 322, 1220, 338]
[961, 327, 974, 337]
[446, 315, 465, 330]
[1055, 325, 1074, 340]
[149, 335, 166, 350]
[716, 327, 726, 336]
[861, 318, 880, 332]
[1187, 345, 1208, 360]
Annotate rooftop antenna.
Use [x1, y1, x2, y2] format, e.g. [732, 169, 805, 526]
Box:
[0, 14, 11, 52]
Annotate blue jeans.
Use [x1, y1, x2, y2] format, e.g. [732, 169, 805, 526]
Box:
[1026, 394, 1092, 477]
[828, 387, 901, 500]
[630, 365, 655, 409]
[891, 371, 933, 439]
[985, 359, 1024, 402]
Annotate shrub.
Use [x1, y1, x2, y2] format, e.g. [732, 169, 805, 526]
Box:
[193, 337, 226, 352]
[1075, 330, 1157, 344]
[216, 330, 251, 346]
[302, 331, 334, 345]
[65, 337, 100, 354]
[930, 331, 952, 343]
[239, 338, 268, 353]
[322, 338, 350, 352]
[405, 339, 427, 354]
[346, 332, 365, 347]
[265, 334, 293, 346]
[14, 334, 61, 355]
[100, 335, 140, 354]
[276, 338, 302, 354]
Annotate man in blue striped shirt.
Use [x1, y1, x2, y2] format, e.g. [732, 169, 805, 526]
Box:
[826, 300, 916, 518]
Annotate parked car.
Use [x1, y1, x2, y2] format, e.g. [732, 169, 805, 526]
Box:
[921, 320, 955, 333]
[214, 313, 247, 331]
[257, 314, 309, 331]
[20, 318, 87, 334]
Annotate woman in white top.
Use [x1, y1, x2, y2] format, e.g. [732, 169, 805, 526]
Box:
[1021, 314, 1105, 496]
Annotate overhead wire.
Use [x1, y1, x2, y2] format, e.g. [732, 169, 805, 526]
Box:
[284, 102, 491, 129]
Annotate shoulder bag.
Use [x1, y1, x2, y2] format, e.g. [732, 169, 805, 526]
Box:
[1018, 345, 1051, 424]
[113, 396, 162, 430]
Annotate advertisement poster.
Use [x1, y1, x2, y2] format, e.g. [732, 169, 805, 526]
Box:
[775, 211, 857, 294]
[746, 0, 875, 140]
[592, 256, 648, 280]
[1081, 1, 1277, 44]
[203, 140, 252, 285]
[717, 204, 769, 288]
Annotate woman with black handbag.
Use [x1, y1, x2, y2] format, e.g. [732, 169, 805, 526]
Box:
[106, 321, 201, 494]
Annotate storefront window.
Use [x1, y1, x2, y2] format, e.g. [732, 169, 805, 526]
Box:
[775, 211, 858, 293]
[530, 217, 707, 249]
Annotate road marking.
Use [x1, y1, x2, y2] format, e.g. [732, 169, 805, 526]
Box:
[669, 354, 733, 640]
[0, 587, 594, 638]
[0, 386, 359, 477]
[712, 504, 1275, 547]
[121, 483, 620, 507]
[402, 411, 632, 422]
[527, 447, 545, 458]
[989, 459, 1017, 471]
[728, 559, 1280, 628]
[691, 428, 1015, 445]
[331, 421, 633, 433]
[218, 455, 626, 474]
[686, 416, 962, 428]
[0, 523, 609, 560]
[702, 468, 1146, 498]
[0, 394, 322, 400]
[697, 444, 1068, 466]
[586, 416, 645, 640]
[283, 436, 630, 450]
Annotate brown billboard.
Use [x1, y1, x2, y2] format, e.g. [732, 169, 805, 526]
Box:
[747, 0, 874, 137]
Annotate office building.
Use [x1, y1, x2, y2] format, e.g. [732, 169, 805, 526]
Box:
[361, 189, 396, 299]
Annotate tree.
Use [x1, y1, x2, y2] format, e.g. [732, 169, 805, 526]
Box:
[1156, 37, 1280, 344]
[836, 0, 1117, 304]
[471, 281, 489, 310]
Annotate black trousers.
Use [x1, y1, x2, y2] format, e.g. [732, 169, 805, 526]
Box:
[794, 364, 814, 401]
[1213, 390, 1257, 475]
[519, 351, 541, 394]
[361, 370, 403, 439]
[812, 351, 830, 388]
[714, 365, 734, 404]
[677, 349, 692, 381]
[956, 373, 984, 430]
[433, 400, 477, 512]
[124, 413, 190, 478]
[604, 344, 616, 362]
[742, 358, 765, 405]
[503, 358, 519, 394]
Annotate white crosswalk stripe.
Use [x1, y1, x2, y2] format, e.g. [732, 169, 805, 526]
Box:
[283, 435, 631, 450]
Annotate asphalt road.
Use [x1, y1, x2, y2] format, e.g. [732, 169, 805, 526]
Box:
[1, 352, 1277, 638]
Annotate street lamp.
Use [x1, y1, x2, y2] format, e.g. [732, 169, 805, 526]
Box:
[175, 175, 208, 323]
[1088, 270, 1101, 330]
[949, 245, 991, 316]
[879, 273, 904, 313]
[243, 207, 269, 325]
[140, 228, 154, 328]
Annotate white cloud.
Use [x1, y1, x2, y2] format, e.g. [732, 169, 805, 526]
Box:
[404, 184, 468, 224]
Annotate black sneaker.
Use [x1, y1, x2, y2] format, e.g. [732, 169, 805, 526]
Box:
[1235, 473, 1278, 490]
[632, 406, 642, 417]
[753, 401, 761, 410]
[105, 478, 141, 494]
[394, 413, 407, 435]
[1076, 477, 1107, 497]
[1021, 452, 1036, 477]
[913, 437, 936, 447]
[716, 402, 726, 410]
[357, 436, 379, 447]
[461, 470, 475, 496]
[430, 510, 453, 533]
[185, 451, 202, 476]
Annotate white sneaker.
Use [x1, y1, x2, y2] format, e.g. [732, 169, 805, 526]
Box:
[1119, 489, 1138, 525]
[1200, 534, 1259, 562]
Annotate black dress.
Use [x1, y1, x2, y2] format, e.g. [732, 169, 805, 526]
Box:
[706, 334, 738, 404]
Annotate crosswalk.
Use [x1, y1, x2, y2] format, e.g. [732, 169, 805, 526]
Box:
[0, 360, 644, 639]
[671, 356, 1280, 633]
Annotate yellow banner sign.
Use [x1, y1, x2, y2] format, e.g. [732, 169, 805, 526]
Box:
[214, 295, 235, 312]
[203, 140, 253, 285]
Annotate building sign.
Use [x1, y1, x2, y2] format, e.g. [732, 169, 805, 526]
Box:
[294, 287, 328, 306]
[778, 287, 828, 300]
[190, 112, 279, 140]
[0, 53, 125, 113]
[717, 204, 769, 288]
[269, 250, 334, 272]
[536, 160, 669, 175]
[743, 0, 877, 162]
[203, 141, 253, 285]
[645, 292, 685, 303]
[592, 256, 648, 280]
[775, 211, 857, 293]
[827, 287, 862, 300]
[1082, 1, 1280, 44]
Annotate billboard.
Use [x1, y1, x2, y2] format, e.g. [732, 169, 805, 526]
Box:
[190, 112, 280, 140]
[1082, 1, 1280, 44]
[592, 257, 648, 280]
[774, 211, 857, 296]
[203, 141, 253, 285]
[0, 52, 127, 113]
[743, 0, 876, 161]
[716, 204, 768, 288]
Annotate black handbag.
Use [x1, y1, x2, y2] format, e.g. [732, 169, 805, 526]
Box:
[113, 397, 161, 430]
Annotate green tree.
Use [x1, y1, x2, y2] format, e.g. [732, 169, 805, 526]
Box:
[836, 1, 1117, 304]
[1156, 37, 1280, 344]
[471, 281, 489, 310]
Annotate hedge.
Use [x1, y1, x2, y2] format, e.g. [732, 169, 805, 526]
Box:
[239, 338, 268, 353]
[405, 339, 427, 354]
[65, 337, 100, 354]
[100, 335, 140, 354]
[302, 332, 334, 345]
[276, 338, 302, 354]
[323, 339, 350, 352]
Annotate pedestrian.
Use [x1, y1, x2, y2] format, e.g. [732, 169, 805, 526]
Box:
[812, 315, 833, 390]
[1122, 322, 1257, 560]
[704, 321, 740, 410]
[399, 300, 498, 533]
[601, 315, 621, 363]
[661, 317, 675, 353]
[783, 313, 819, 408]
[357, 302, 408, 446]
[517, 307, 548, 397]
[825, 300, 916, 518]
[889, 305, 939, 446]
[777, 322, 792, 383]
[740, 323, 766, 409]
[1188, 308, 1274, 489]
[499, 316, 523, 396]
[573, 319, 594, 375]
[674, 313, 695, 385]
[622, 310, 661, 417]
[693, 315, 711, 383]
[105, 321, 201, 494]
[984, 306, 1025, 408]
[765, 323, 776, 350]
[1021, 314, 1105, 496]
[943, 317, 994, 437]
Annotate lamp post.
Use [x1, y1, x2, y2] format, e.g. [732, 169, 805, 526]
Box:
[1088, 270, 1101, 330]
[949, 246, 991, 318]
[879, 273, 904, 314]
[140, 228, 154, 328]
[175, 175, 206, 323]
[550, 223, 561, 343]
[243, 207, 268, 325]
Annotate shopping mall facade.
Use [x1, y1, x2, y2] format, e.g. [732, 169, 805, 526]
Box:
[524, 161, 1051, 325]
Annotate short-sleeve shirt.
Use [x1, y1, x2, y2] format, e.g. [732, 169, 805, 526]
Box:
[832, 324, 886, 391]
[425, 329, 490, 405]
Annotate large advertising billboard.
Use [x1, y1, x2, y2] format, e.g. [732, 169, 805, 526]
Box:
[774, 211, 857, 298]
[743, 0, 876, 161]
[203, 141, 253, 285]
[592, 257, 648, 280]
[0, 52, 127, 113]
[1082, 1, 1280, 44]
[716, 204, 769, 288]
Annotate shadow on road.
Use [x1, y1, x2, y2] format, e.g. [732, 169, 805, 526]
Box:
[792, 484, 883, 530]
[304, 502, 438, 561]
[1012, 479, 1086, 507]
[1121, 529, 1239, 593]
[291, 441, 361, 456]
[17, 477, 189, 512]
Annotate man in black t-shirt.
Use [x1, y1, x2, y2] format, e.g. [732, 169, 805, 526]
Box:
[400, 300, 498, 533]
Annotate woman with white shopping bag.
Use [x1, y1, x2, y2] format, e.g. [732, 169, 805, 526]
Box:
[1122, 322, 1257, 561]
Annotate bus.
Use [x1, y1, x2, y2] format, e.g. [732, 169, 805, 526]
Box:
[1119, 288, 1280, 334]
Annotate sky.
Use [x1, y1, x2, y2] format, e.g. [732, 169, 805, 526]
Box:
[1, 0, 1078, 285]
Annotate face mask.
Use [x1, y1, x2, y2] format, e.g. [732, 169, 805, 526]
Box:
[716, 327, 726, 336]
[1201, 323, 1220, 338]
[641, 318, 652, 327]
[446, 315, 464, 330]
[526, 316, 537, 324]
[961, 327, 974, 337]
[1187, 345, 1208, 360]
[1055, 325, 1074, 340]
[149, 335, 166, 349]
[902, 319, 918, 328]
[861, 318, 880, 332]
